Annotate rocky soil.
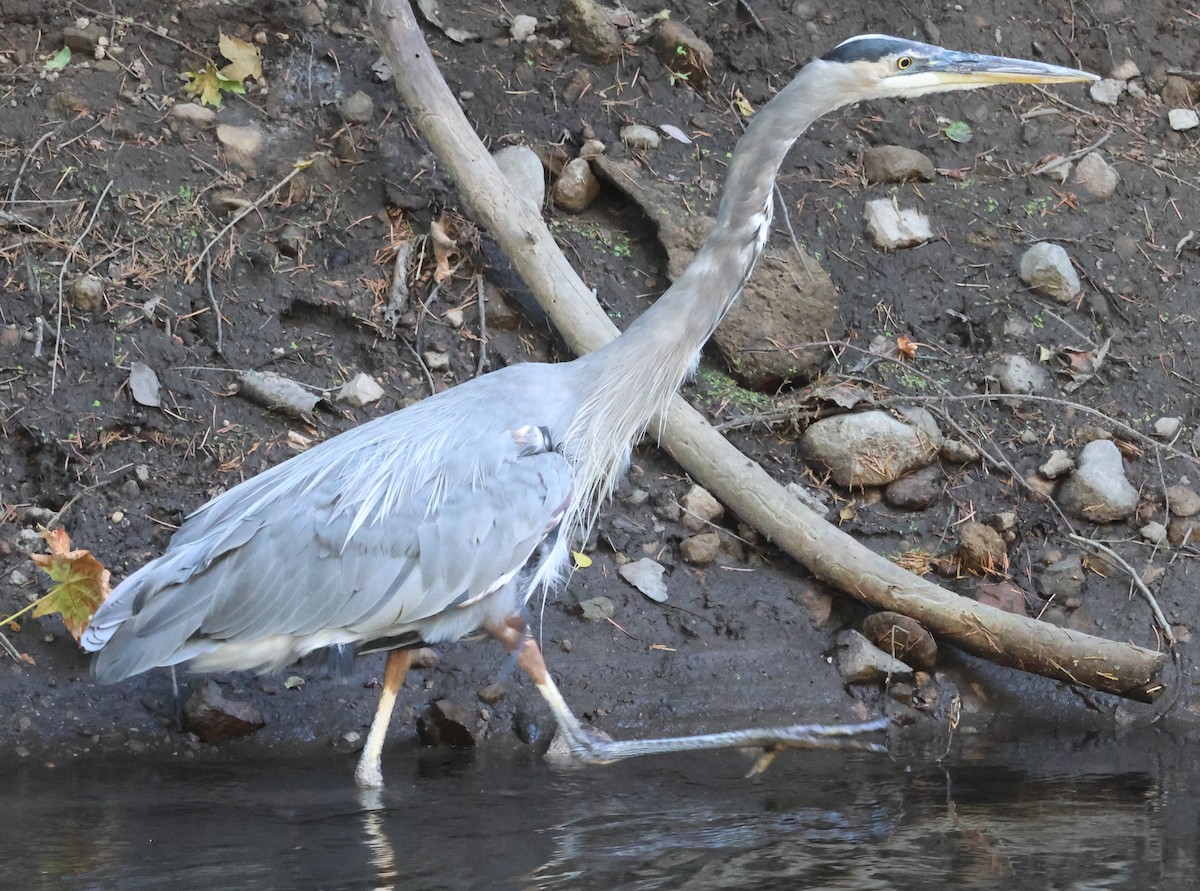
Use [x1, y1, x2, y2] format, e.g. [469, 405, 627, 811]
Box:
[1, 0, 1199, 772]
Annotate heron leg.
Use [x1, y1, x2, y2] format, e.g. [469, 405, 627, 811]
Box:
[355, 648, 415, 788]
[491, 618, 890, 770]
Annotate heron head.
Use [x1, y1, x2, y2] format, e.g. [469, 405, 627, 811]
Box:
[821, 35, 1097, 101]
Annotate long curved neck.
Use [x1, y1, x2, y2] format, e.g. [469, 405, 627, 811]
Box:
[562, 59, 850, 535]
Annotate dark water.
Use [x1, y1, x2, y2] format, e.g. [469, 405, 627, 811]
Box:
[4, 729, 1195, 890]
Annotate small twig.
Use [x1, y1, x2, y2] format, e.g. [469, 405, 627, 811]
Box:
[1030, 84, 1097, 119]
[32, 316, 44, 359]
[205, 253, 224, 356]
[51, 180, 113, 394]
[1029, 128, 1114, 176]
[400, 335, 435, 397]
[186, 158, 312, 282]
[7, 124, 64, 206]
[45, 482, 102, 528]
[1067, 533, 1176, 647]
[474, 273, 488, 377]
[0, 631, 25, 663]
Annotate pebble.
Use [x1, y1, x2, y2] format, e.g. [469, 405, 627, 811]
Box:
[990, 354, 1048, 394]
[974, 580, 1028, 616]
[884, 464, 943, 510]
[339, 90, 374, 124]
[1168, 517, 1199, 547]
[1070, 152, 1119, 202]
[169, 102, 217, 126]
[551, 157, 601, 212]
[443, 307, 464, 328]
[835, 630, 913, 684]
[1018, 242, 1082, 303]
[510, 15, 538, 41]
[861, 612, 937, 669]
[861, 145, 934, 183]
[1039, 449, 1075, 479]
[559, 0, 622, 62]
[651, 19, 714, 88]
[1089, 78, 1124, 106]
[800, 409, 942, 487]
[680, 484, 724, 532]
[1140, 522, 1168, 545]
[957, 522, 1007, 575]
[68, 274, 105, 312]
[183, 679, 265, 743]
[216, 123, 264, 168]
[576, 595, 616, 621]
[1039, 556, 1086, 601]
[863, 198, 932, 250]
[680, 532, 720, 565]
[62, 24, 104, 52]
[336, 372, 384, 407]
[1168, 109, 1200, 132]
[1165, 485, 1200, 518]
[9, 570, 28, 586]
[620, 124, 661, 151]
[423, 349, 450, 371]
[492, 145, 545, 210]
[1154, 417, 1183, 439]
[1110, 59, 1140, 81]
[1058, 440, 1139, 522]
[477, 683, 506, 705]
[417, 700, 478, 748]
[110, 510, 124, 523]
[939, 438, 980, 465]
[617, 558, 667, 602]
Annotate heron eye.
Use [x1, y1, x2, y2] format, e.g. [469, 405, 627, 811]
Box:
[897, 56, 913, 70]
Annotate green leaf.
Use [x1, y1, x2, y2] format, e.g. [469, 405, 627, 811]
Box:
[944, 120, 974, 144]
[45, 46, 71, 70]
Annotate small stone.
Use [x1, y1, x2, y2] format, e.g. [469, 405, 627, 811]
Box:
[276, 224, 305, 258]
[990, 354, 1048, 395]
[183, 679, 265, 743]
[9, 570, 28, 586]
[1168, 109, 1200, 132]
[135, 464, 151, 484]
[651, 19, 714, 88]
[551, 157, 601, 212]
[617, 558, 668, 602]
[835, 630, 912, 684]
[801, 409, 942, 488]
[620, 124, 661, 151]
[1058, 439, 1138, 522]
[216, 123, 264, 168]
[1154, 417, 1183, 440]
[1039, 449, 1075, 479]
[61, 25, 104, 52]
[680, 484, 724, 532]
[417, 700, 478, 748]
[884, 464, 943, 510]
[975, 580, 1028, 615]
[957, 522, 1007, 575]
[559, 0, 621, 63]
[340, 90, 374, 124]
[110, 510, 124, 523]
[576, 595, 616, 621]
[1070, 152, 1119, 202]
[680, 532, 720, 565]
[510, 15, 538, 41]
[411, 647, 440, 669]
[336, 372, 385, 407]
[1165, 486, 1200, 518]
[862, 145, 935, 183]
[863, 198, 932, 250]
[1110, 59, 1140, 81]
[579, 138, 605, 159]
[68, 274, 105, 312]
[493, 145, 546, 211]
[1089, 78, 1124, 106]
[1162, 76, 1197, 108]
[1140, 522, 1168, 545]
[1040, 556, 1086, 601]
[297, 3, 324, 28]
[1168, 517, 1200, 547]
[1019, 242, 1081, 303]
[477, 683, 506, 705]
[861, 612, 937, 669]
[169, 102, 217, 126]
[939, 438, 980, 464]
[423, 350, 450, 371]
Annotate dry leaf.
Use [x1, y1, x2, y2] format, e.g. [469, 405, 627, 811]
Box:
[430, 218, 459, 283]
[182, 62, 246, 108]
[218, 32, 263, 82]
[896, 334, 919, 361]
[29, 527, 111, 644]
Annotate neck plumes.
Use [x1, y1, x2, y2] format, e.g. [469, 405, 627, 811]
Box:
[561, 61, 846, 541]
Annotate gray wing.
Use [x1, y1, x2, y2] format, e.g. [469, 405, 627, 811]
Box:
[87, 432, 572, 682]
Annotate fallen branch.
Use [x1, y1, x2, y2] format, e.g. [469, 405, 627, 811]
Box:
[368, 0, 1167, 703]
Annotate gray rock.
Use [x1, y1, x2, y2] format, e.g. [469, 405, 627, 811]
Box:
[169, 102, 217, 126]
[68, 274, 105, 312]
[991, 354, 1048, 394]
[423, 349, 450, 371]
[618, 558, 668, 602]
[1039, 449, 1075, 479]
[1140, 522, 1168, 545]
[1018, 242, 1081, 303]
[510, 15, 538, 41]
[1058, 440, 1139, 522]
[216, 123, 264, 169]
[680, 532, 720, 565]
[864, 198, 932, 250]
[184, 679, 265, 743]
[1110, 59, 1140, 80]
[651, 19, 714, 89]
[939, 438, 980, 464]
[620, 124, 661, 151]
[800, 409, 942, 487]
[337, 372, 384, 407]
[551, 157, 600, 212]
[884, 464, 943, 510]
[957, 522, 1008, 575]
[62, 25, 104, 53]
[835, 630, 913, 684]
[1089, 78, 1124, 106]
[862, 145, 934, 183]
[1154, 417, 1183, 439]
[1070, 152, 1118, 202]
[576, 596, 616, 621]
[1165, 485, 1200, 518]
[493, 145, 545, 210]
[340, 90, 374, 124]
[559, 0, 622, 62]
[1039, 556, 1086, 601]
[680, 484, 724, 531]
[1169, 108, 1200, 131]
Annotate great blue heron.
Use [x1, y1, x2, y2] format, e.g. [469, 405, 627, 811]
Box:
[81, 35, 1095, 787]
